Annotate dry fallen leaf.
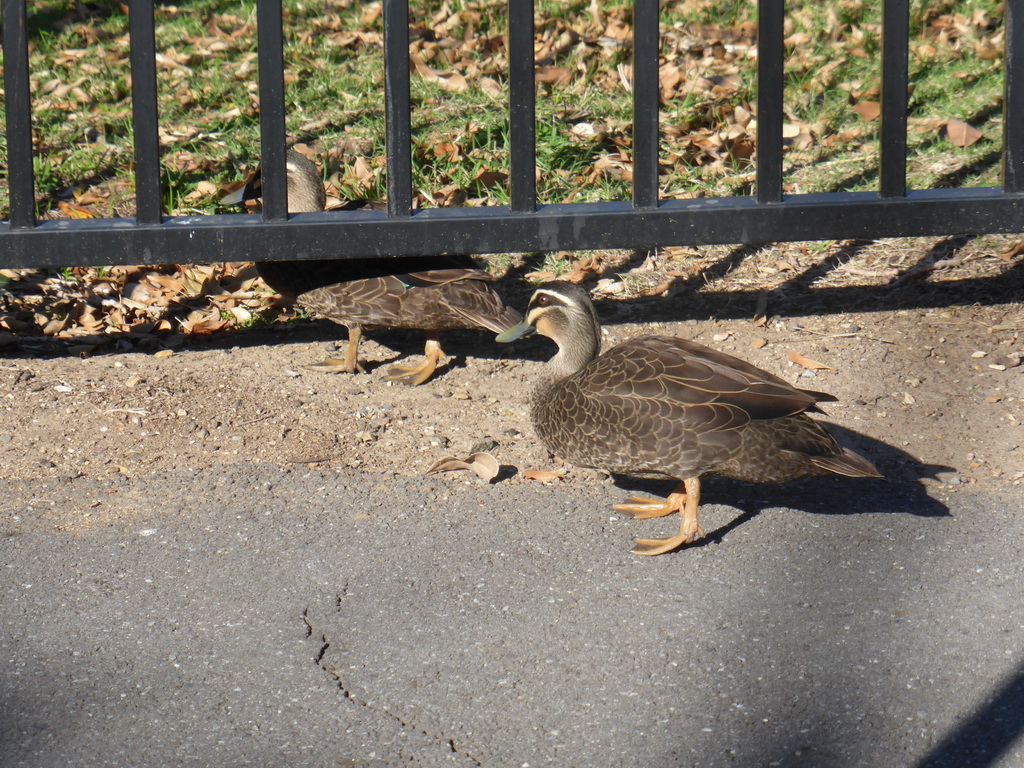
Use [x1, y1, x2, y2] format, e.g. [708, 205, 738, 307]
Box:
[788, 350, 834, 370]
[57, 201, 98, 219]
[945, 118, 983, 147]
[997, 239, 1024, 260]
[853, 100, 880, 121]
[523, 469, 566, 483]
[424, 452, 500, 482]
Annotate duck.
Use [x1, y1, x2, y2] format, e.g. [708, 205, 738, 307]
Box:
[497, 280, 882, 556]
[222, 150, 522, 385]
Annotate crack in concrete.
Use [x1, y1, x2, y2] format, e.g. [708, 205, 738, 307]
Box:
[302, 600, 485, 768]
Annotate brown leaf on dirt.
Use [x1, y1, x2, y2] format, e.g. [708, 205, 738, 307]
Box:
[73, 190, 108, 206]
[57, 201, 98, 219]
[560, 255, 604, 283]
[997, 239, 1024, 260]
[179, 308, 230, 336]
[945, 119, 982, 147]
[523, 469, 566, 483]
[524, 271, 559, 282]
[424, 452, 500, 482]
[788, 350, 834, 370]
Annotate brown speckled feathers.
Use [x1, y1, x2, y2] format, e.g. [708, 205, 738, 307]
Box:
[523, 281, 879, 484]
[256, 258, 521, 335]
[226, 150, 520, 382]
[532, 335, 876, 483]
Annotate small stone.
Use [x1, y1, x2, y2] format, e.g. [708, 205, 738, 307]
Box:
[53, 385, 73, 393]
[903, 392, 916, 405]
[971, 350, 987, 358]
[466, 438, 498, 454]
[750, 338, 768, 349]
[354, 430, 374, 443]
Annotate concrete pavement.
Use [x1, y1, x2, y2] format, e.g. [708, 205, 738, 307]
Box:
[3, 463, 1023, 767]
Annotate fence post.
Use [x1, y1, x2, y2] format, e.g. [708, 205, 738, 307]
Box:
[1005, 0, 1024, 194]
[2, 0, 35, 229]
[257, 0, 288, 221]
[509, 0, 537, 213]
[880, 0, 909, 199]
[632, 0, 660, 210]
[756, 0, 784, 204]
[129, 0, 162, 224]
[384, 0, 413, 216]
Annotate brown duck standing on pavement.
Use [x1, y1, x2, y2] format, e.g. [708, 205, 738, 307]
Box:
[497, 281, 882, 556]
[222, 150, 521, 385]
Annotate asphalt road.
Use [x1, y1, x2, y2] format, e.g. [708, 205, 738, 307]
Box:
[3, 463, 1023, 767]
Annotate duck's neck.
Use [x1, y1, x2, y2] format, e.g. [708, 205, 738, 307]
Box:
[534, 323, 601, 400]
[287, 182, 325, 213]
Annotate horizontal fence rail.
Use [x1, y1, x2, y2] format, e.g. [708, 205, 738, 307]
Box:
[1, 0, 1023, 270]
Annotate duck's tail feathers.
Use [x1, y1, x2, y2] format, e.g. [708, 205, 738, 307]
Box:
[812, 448, 883, 478]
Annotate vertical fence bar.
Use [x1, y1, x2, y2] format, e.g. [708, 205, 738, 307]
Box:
[2, 0, 35, 229]
[256, 0, 288, 221]
[129, 0, 162, 224]
[879, 0, 908, 198]
[756, 0, 784, 203]
[383, 0, 413, 217]
[1005, 0, 1024, 193]
[632, 0, 660, 209]
[508, 0, 536, 213]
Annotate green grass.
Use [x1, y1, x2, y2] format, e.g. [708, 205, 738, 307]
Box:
[0, 0, 1011, 222]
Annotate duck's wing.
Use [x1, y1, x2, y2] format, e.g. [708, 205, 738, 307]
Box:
[402, 269, 521, 333]
[585, 336, 822, 419]
[547, 336, 829, 474]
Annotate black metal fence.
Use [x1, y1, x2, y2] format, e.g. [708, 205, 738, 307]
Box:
[1, 0, 1023, 271]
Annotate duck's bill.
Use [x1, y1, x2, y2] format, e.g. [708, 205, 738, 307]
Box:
[495, 321, 535, 343]
[219, 184, 248, 205]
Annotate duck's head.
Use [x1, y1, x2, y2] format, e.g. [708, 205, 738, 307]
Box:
[220, 149, 326, 213]
[497, 281, 602, 368]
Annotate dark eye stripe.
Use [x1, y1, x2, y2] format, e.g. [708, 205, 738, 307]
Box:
[529, 290, 566, 312]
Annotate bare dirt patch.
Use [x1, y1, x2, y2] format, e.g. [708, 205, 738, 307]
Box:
[2, 235, 1022, 530]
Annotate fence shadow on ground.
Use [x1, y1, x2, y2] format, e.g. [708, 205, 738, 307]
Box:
[589, 236, 1024, 326]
